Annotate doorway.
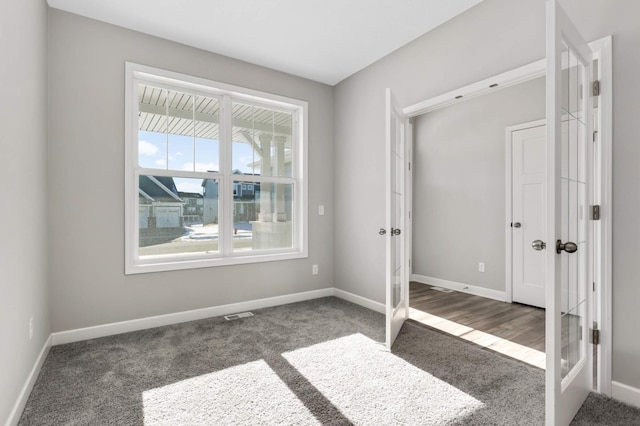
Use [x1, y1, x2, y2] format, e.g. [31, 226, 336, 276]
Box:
[386, 35, 612, 403]
[408, 76, 548, 369]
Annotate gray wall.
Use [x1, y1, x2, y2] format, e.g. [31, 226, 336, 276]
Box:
[0, 0, 50, 422]
[47, 9, 334, 332]
[334, 0, 640, 390]
[413, 77, 545, 292]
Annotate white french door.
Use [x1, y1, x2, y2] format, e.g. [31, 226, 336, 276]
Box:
[385, 88, 410, 350]
[545, 1, 594, 424]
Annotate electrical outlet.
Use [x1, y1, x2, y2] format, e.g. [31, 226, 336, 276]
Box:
[478, 262, 485, 273]
[312, 264, 319, 275]
[29, 317, 33, 340]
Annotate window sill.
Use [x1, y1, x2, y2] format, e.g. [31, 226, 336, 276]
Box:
[125, 250, 308, 275]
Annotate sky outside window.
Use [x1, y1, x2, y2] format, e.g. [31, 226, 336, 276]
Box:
[138, 130, 258, 193]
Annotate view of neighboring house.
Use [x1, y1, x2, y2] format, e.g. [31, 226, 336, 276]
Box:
[138, 173, 268, 230]
[202, 171, 263, 225]
[178, 191, 204, 224]
[138, 176, 184, 228]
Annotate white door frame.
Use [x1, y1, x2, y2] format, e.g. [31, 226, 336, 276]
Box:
[402, 36, 612, 396]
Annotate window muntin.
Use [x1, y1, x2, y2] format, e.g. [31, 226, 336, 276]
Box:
[126, 64, 307, 274]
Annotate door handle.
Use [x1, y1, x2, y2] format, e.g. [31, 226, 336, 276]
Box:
[532, 240, 546, 251]
[512, 222, 521, 228]
[556, 240, 578, 254]
[391, 228, 401, 236]
[379, 228, 386, 236]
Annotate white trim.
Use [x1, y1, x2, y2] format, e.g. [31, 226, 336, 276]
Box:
[411, 274, 507, 302]
[125, 62, 309, 275]
[402, 37, 610, 119]
[130, 63, 306, 109]
[505, 126, 513, 304]
[592, 35, 613, 397]
[612, 381, 640, 409]
[403, 59, 546, 117]
[333, 288, 385, 314]
[6, 336, 52, 426]
[49, 287, 387, 347]
[51, 288, 333, 345]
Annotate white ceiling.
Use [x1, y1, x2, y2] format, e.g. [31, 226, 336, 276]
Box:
[47, 0, 484, 86]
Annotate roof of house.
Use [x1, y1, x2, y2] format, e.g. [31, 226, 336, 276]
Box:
[139, 176, 183, 203]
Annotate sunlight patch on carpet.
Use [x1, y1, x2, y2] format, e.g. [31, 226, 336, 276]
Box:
[409, 307, 546, 369]
[282, 333, 484, 425]
[142, 360, 319, 425]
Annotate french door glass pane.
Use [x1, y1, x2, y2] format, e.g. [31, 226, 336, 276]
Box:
[138, 175, 219, 258]
[391, 115, 403, 310]
[559, 43, 587, 379]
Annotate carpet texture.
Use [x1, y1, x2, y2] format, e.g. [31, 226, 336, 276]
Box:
[18, 297, 639, 425]
[572, 393, 640, 425]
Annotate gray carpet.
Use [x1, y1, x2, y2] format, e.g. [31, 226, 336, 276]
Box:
[572, 393, 640, 425]
[18, 297, 640, 425]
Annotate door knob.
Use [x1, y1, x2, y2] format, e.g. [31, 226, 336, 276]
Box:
[556, 240, 578, 254]
[391, 228, 401, 236]
[513, 222, 522, 228]
[379, 228, 386, 236]
[532, 240, 546, 251]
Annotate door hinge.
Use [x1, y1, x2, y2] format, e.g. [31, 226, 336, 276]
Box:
[590, 326, 600, 346]
[593, 80, 601, 96]
[592, 205, 601, 220]
[408, 161, 411, 171]
[593, 130, 598, 142]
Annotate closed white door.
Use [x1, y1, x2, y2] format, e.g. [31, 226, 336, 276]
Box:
[512, 123, 547, 308]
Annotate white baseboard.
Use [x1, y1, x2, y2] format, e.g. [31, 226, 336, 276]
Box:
[333, 288, 385, 314]
[6, 335, 52, 426]
[612, 381, 640, 409]
[51, 288, 334, 346]
[411, 274, 507, 302]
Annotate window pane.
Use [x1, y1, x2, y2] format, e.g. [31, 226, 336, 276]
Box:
[138, 84, 167, 168]
[167, 90, 195, 171]
[232, 181, 293, 252]
[232, 102, 293, 178]
[194, 95, 220, 172]
[138, 175, 219, 258]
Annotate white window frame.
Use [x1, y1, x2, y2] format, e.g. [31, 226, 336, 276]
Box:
[125, 63, 308, 274]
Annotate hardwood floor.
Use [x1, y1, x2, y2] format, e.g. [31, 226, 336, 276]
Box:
[409, 281, 546, 369]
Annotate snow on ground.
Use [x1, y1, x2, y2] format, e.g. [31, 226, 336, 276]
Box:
[180, 222, 252, 242]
